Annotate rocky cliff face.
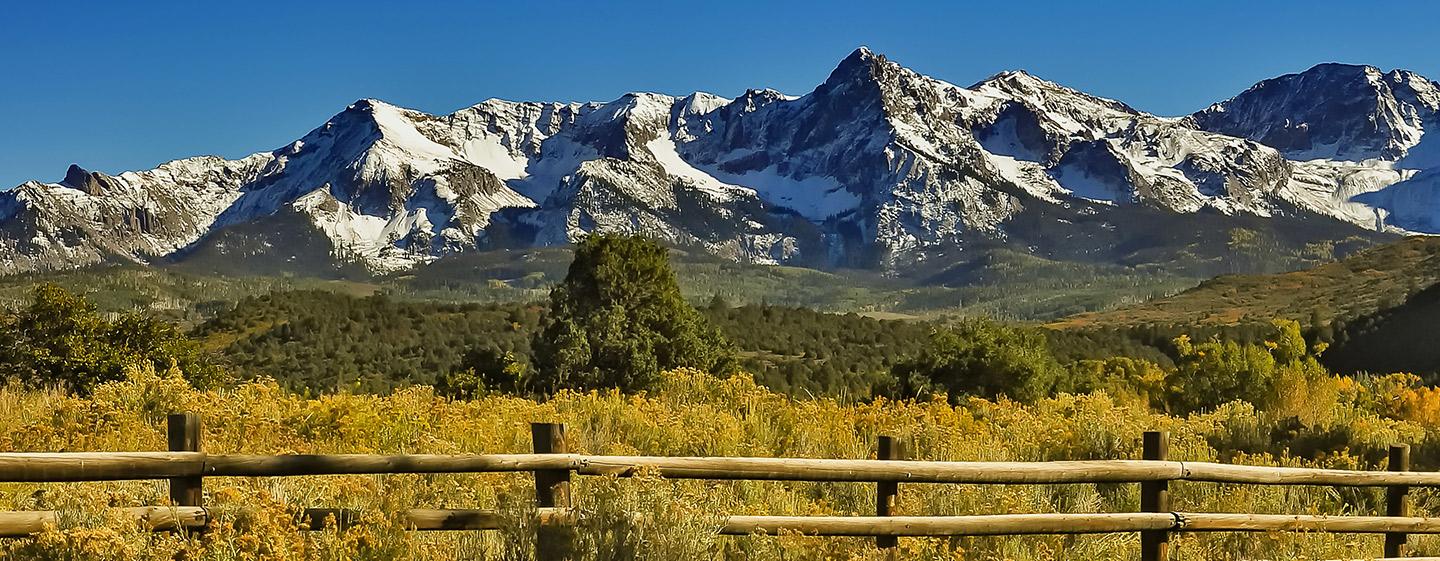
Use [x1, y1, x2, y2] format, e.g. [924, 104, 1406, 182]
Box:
[3, 49, 1435, 275]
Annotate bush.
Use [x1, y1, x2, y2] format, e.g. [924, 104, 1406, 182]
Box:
[1167, 319, 1317, 414]
[893, 320, 1063, 403]
[436, 348, 529, 398]
[0, 284, 225, 393]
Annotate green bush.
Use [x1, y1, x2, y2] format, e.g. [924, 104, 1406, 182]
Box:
[893, 319, 1063, 403]
[0, 284, 225, 393]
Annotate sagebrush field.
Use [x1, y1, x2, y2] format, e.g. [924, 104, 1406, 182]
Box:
[3, 365, 1440, 560]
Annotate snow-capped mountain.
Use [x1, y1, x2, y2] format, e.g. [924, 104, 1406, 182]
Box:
[1191, 63, 1440, 162]
[3, 49, 1436, 275]
[1187, 62, 1440, 232]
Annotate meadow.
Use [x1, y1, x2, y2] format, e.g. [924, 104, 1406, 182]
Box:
[2, 365, 1439, 561]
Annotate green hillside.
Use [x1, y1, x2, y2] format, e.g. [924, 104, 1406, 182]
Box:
[1051, 236, 1440, 329]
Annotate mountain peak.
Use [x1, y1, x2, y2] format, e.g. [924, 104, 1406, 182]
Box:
[59, 164, 118, 196]
[824, 46, 890, 85]
[1303, 61, 1377, 73]
[1291, 62, 1389, 89]
[970, 69, 1141, 121]
[61, 164, 90, 188]
[988, 69, 1037, 80]
[972, 69, 1048, 91]
[1293, 63, 1438, 94]
[1193, 62, 1440, 161]
[328, 98, 408, 132]
[347, 98, 394, 111]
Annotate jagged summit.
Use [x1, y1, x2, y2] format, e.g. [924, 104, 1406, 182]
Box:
[61, 164, 90, 187]
[59, 164, 118, 196]
[972, 68, 1046, 86]
[2, 49, 1437, 276]
[1191, 62, 1440, 161]
[347, 97, 390, 109]
[826, 46, 883, 77]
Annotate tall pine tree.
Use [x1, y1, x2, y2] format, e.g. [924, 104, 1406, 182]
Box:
[532, 234, 731, 393]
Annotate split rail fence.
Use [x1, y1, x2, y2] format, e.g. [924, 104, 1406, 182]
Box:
[1, 413, 1439, 560]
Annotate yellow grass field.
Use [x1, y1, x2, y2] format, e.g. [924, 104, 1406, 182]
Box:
[0, 365, 1435, 561]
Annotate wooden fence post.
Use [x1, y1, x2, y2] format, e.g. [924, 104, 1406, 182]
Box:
[167, 413, 202, 508]
[876, 435, 905, 550]
[1385, 443, 1411, 558]
[1140, 431, 1169, 561]
[533, 423, 573, 561]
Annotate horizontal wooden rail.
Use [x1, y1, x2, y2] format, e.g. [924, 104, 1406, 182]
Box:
[1181, 513, 1440, 533]
[0, 453, 582, 482]
[577, 457, 1181, 483]
[1336, 558, 1440, 561]
[301, 508, 504, 531]
[720, 512, 1440, 537]
[720, 513, 1176, 536]
[1324, 559, 1440, 561]
[0, 507, 578, 537]
[0, 452, 205, 482]
[0, 507, 207, 537]
[206, 454, 580, 477]
[299, 507, 572, 531]
[1182, 462, 1440, 487]
[0, 453, 1188, 484]
[11, 453, 1440, 487]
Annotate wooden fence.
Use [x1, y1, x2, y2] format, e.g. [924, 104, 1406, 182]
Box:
[2, 414, 1440, 561]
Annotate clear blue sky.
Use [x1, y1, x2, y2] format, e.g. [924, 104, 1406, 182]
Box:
[5, 0, 1440, 188]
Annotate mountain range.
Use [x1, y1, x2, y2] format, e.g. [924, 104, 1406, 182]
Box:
[7, 47, 1439, 276]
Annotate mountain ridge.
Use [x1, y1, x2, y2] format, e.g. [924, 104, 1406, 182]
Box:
[4, 48, 1433, 277]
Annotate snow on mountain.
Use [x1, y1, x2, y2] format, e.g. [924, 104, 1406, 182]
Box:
[508, 91, 815, 265]
[5, 49, 1440, 275]
[0, 155, 271, 273]
[1189, 63, 1440, 233]
[1192, 63, 1440, 162]
[673, 47, 1031, 263]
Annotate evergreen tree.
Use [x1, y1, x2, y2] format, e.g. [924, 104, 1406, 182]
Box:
[531, 234, 732, 393]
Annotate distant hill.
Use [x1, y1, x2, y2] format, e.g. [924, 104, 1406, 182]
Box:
[1050, 236, 1440, 329]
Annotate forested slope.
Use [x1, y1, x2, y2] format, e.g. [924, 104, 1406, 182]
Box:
[1052, 236, 1440, 328]
[193, 291, 935, 395]
[1325, 282, 1440, 378]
